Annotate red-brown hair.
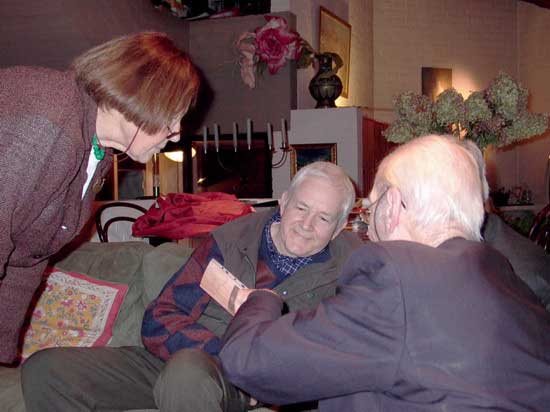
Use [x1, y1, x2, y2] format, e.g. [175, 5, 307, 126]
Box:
[72, 32, 200, 134]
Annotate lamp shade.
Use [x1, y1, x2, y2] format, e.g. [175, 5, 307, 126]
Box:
[164, 148, 196, 163]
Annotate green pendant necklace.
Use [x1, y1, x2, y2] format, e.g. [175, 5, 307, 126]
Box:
[92, 134, 105, 161]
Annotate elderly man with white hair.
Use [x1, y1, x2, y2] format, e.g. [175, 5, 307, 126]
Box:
[220, 135, 550, 412]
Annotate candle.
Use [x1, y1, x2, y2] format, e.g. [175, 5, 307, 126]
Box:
[202, 126, 208, 154]
[246, 118, 252, 150]
[267, 122, 273, 150]
[280, 118, 287, 148]
[214, 123, 219, 152]
[232, 122, 238, 152]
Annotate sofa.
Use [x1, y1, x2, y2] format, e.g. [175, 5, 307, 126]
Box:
[0, 240, 195, 412]
[1, 239, 280, 412]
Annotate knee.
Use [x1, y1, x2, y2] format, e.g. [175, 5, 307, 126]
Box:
[155, 349, 224, 407]
[160, 349, 221, 387]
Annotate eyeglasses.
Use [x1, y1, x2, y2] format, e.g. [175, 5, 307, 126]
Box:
[165, 125, 181, 140]
[363, 187, 407, 212]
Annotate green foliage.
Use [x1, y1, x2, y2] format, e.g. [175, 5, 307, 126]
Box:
[486, 73, 523, 121]
[296, 39, 315, 69]
[295, 39, 343, 80]
[384, 119, 416, 143]
[502, 112, 548, 145]
[464, 91, 492, 123]
[384, 72, 549, 149]
[433, 89, 466, 132]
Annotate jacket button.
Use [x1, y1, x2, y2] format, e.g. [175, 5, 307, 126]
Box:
[61, 225, 68, 230]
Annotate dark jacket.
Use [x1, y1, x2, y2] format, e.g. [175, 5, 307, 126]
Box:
[221, 238, 550, 412]
[0, 66, 112, 363]
[205, 208, 358, 334]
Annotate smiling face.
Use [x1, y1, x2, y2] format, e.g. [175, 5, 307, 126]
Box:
[273, 176, 346, 257]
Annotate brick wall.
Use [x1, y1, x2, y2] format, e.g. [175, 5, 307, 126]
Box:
[515, 2, 550, 204]
[372, 0, 517, 123]
[484, 2, 550, 204]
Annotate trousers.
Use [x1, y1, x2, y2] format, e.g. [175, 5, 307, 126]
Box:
[21, 346, 248, 412]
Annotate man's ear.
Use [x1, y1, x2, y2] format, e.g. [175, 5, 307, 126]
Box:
[384, 187, 403, 234]
[279, 191, 289, 215]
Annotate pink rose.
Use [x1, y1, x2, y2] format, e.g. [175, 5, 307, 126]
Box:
[255, 16, 302, 75]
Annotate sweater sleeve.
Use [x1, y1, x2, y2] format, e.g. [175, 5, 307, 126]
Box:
[0, 120, 80, 363]
[141, 236, 226, 360]
[219, 244, 405, 405]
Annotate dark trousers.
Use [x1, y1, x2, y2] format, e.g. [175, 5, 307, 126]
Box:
[21, 346, 248, 412]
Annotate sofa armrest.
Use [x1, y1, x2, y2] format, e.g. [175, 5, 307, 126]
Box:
[51, 241, 193, 348]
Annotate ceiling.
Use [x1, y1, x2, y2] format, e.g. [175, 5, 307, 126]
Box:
[520, 0, 550, 9]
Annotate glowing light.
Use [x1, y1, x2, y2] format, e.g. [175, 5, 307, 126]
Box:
[164, 148, 196, 163]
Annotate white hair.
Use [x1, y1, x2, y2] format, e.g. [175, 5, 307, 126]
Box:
[374, 135, 484, 243]
[287, 161, 356, 227]
[458, 138, 490, 201]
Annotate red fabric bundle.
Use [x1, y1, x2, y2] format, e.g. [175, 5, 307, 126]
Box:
[132, 192, 254, 240]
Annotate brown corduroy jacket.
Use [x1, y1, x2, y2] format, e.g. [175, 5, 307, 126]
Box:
[0, 66, 112, 363]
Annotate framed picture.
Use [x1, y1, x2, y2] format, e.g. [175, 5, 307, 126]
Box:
[421, 67, 452, 101]
[290, 143, 337, 178]
[319, 7, 352, 98]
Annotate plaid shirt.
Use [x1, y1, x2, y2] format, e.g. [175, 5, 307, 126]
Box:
[142, 212, 330, 361]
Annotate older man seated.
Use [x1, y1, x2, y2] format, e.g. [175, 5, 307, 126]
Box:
[22, 161, 361, 412]
[220, 135, 550, 412]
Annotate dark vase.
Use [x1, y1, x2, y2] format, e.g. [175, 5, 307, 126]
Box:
[308, 54, 343, 108]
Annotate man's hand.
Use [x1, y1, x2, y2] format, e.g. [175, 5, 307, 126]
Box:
[232, 288, 279, 314]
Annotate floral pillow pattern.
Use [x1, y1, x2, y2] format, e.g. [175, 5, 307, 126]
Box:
[21, 267, 128, 361]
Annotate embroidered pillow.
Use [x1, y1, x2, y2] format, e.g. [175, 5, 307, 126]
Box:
[21, 267, 128, 360]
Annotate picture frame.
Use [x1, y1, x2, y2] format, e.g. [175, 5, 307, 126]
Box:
[319, 7, 352, 98]
[290, 143, 337, 178]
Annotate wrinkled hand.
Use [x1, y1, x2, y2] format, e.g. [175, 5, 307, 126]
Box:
[232, 288, 278, 314]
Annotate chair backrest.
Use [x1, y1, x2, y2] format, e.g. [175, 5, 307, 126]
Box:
[529, 203, 550, 254]
[95, 201, 149, 243]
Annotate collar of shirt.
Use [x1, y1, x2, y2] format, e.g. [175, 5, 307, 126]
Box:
[263, 211, 330, 278]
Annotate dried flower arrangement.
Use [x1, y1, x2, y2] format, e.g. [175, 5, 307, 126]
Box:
[384, 73, 549, 149]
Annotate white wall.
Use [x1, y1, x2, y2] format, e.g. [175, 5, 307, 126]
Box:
[372, 0, 517, 124]
[482, 2, 550, 204]
[272, 108, 363, 197]
[512, 2, 550, 203]
[367, 0, 550, 204]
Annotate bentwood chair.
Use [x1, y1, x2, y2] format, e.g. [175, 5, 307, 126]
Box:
[95, 202, 148, 243]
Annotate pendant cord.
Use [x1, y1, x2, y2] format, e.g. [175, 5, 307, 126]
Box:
[98, 126, 141, 162]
